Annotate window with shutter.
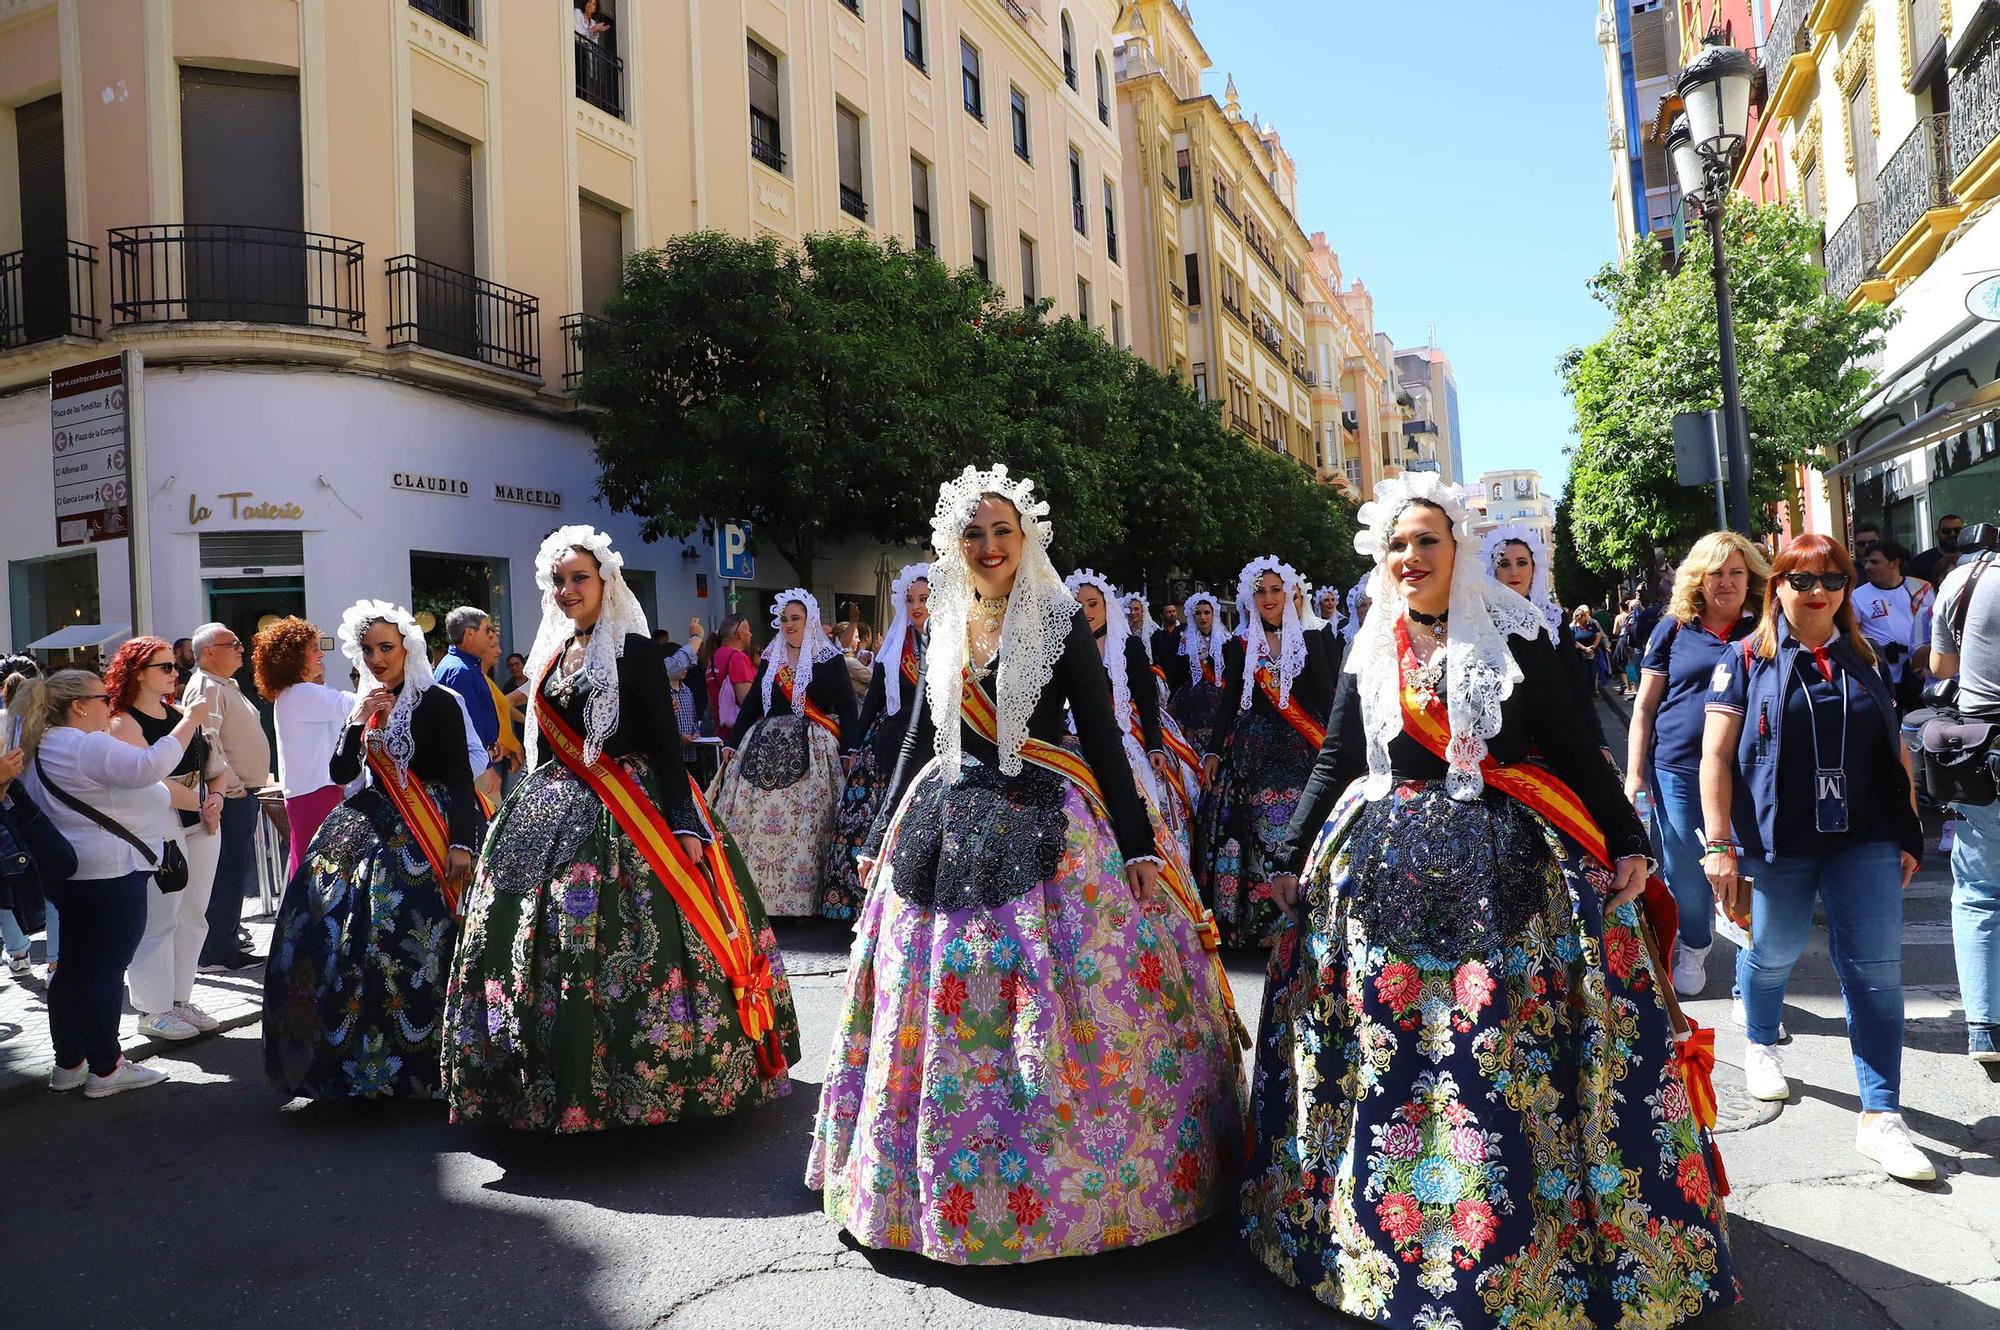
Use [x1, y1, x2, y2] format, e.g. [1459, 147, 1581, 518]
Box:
[412, 122, 478, 356]
[13, 95, 70, 342]
[748, 39, 784, 170]
[969, 198, 990, 279]
[181, 69, 305, 321]
[1018, 233, 1037, 304]
[910, 156, 934, 253]
[961, 40, 983, 118]
[837, 105, 866, 218]
[579, 196, 623, 317]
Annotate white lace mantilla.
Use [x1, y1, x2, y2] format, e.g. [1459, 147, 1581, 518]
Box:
[1350, 473, 1547, 801]
[1180, 592, 1227, 676]
[1233, 555, 1308, 713]
[1343, 576, 1372, 645]
[1066, 569, 1132, 724]
[760, 587, 842, 715]
[520, 524, 652, 770]
[336, 598, 435, 783]
[1120, 591, 1161, 662]
[925, 464, 1074, 777]
[876, 562, 930, 717]
[1481, 523, 1564, 633]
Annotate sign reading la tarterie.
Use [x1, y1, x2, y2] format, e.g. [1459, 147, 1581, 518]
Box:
[393, 471, 470, 497]
[494, 483, 562, 508]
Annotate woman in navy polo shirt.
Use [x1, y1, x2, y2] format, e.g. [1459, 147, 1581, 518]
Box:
[1699, 534, 1933, 1182]
[1625, 531, 1767, 996]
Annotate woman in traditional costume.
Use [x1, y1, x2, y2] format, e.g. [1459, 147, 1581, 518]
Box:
[819, 563, 930, 921]
[1168, 592, 1229, 758]
[1344, 577, 1372, 648]
[1194, 557, 1341, 948]
[708, 589, 858, 916]
[263, 601, 478, 1100]
[445, 527, 797, 1132]
[1240, 474, 1736, 1327]
[806, 464, 1245, 1265]
[1484, 523, 1615, 761]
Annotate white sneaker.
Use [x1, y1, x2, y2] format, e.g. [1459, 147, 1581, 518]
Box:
[49, 1062, 88, 1093]
[172, 1001, 219, 1033]
[1857, 1113, 1937, 1182]
[84, 1058, 167, 1099]
[135, 1010, 199, 1041]
[1671, 942, 1711, 997]
[1731, 996, 1787, 1041]
[1743, 1041, 1791, 1101]
[6, 950, 29, 977]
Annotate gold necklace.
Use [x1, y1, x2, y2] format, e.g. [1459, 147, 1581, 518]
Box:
[974, 592, 1009, 633]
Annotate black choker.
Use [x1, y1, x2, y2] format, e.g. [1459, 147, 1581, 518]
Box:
[1407, 608, 1448, 626]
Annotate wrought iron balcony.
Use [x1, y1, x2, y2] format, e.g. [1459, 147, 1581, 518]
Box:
[1211, 184, 1239, 227]
[1220, 294, 1246, 324]
[1168, 281, 1185, 305]
[751, 134, 787, 173]
[1950, 22, 2000, 183]
[0, 240, 98, 348]
[108, 224, 364, 330]
[1228, 409, 1252, 434]
[1824, 201, 1881, 303]
[840, 185, 868, 221]
[574, 35, 624, 118]
[560, 312, 600, 393]
[387, 253, 539, 376]
[410, 0, 472, 38]
[1878, 113, 1953, 253]
[1762, 0, 1812, 84]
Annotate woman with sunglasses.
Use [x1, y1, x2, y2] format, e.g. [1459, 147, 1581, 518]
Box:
[1700, 534, 1932, 1181]
[16, 669, 209, 1097]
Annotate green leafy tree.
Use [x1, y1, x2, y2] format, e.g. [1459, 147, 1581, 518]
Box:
[1551, 490, 1617, 610]
[1559, 199, 1892, 574]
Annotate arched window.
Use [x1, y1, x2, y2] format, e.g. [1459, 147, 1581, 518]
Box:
[1061, 12, 1078, 90]
[1094, 52, 1109, 124]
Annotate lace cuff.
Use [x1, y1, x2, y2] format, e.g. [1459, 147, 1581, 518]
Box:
[1124, 854, 1165, 869]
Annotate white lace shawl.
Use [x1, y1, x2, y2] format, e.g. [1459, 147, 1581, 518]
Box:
[1120, 592, 1161, 662]
[1180, 592, 1227, 678]
[1314, 587, 1343, 631]
[875, 563, 930, 718]
[1349, 473, 1548, 802]
[925, 464, 1073, 778]
[1343, 577, 1372, 645]
[1067, 570, 1132, 723]
[1233, 556, 1308, 712]
[520, 525, 652, 770]
[1481, 523, 1564, 633]
[335, 599, 436, 783]
[760, 588, 841, 715]
[1298, 579, 1328, 632]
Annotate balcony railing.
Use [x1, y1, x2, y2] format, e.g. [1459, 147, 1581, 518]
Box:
[0, 240, 98, 348]
[1167, 281, 1185, 305]
[1160, 173, 1177, 196]
[574, 35, 624, 118]
[840, 185, 868, 220]
[1762, 0, 1811, 84]
[1220, 294, 1246, 324]
[1211, 185, 1239, 227]
[410, 0, 473, 38]
[108, 224, 364, 330]
[1824, 201, 1882, 303]
[387, 253, 539, 376]
[1228, 409, 1252, 433]
[1951, 22, 2000, 182]
[1879, 113, 1953, 252]
[751, 134, 787, 173]
[560, 312, 599, 393]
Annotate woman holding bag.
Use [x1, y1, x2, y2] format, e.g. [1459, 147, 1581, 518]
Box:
[19, 669, 208, 1098]
[106, 637, 227, 1042]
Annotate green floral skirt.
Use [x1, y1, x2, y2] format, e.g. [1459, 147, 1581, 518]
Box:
[444, 755, 801, 1132]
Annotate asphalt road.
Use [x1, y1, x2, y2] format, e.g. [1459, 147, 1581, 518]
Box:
[3, 909, 1925, 1330]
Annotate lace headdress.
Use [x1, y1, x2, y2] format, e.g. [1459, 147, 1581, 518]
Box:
[1120, 591, 1161, 662]
[336, 599, 435, 783]
[1343, 576, 1372, 645]
[1480, 524, 1563, 634]
[1349, 472, 1547, 802]
[1233, 556, 1308, 712]
[875, 562, 930, 718]
[1297, 578, 1328, 632]
[1314, 586, 1343, 631]
[925, 463, 1074, 778]
[520, 525, 651, 770]
[1181, 592, 1227, 675]
[1066, 570, 1132, 720]
[760, 588, 841, 714]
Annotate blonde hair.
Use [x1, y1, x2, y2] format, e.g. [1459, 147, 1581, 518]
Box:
[12, 669, 102, 761]
[1667, 531, 1771, 625]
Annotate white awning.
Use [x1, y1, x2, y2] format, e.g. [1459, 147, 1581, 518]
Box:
[1828, 376, 2000, 480]
[26, 622, 131, 651]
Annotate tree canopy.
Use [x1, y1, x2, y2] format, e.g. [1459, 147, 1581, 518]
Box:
[578, 228, 1366, 602]
[1559, 199, 1891, 574]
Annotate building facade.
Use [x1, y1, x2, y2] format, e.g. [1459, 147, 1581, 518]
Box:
[1393, 344, 1462, 486]
[1600, 0, 1686, 260]
[1473, 468, 1556, 543]
[0, 0, 1122, 657]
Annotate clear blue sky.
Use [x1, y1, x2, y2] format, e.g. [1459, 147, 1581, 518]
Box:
[1186, 2, 1618, 496]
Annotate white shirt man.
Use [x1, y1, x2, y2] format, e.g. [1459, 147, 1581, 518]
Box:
[1851, 544, 1934, 686]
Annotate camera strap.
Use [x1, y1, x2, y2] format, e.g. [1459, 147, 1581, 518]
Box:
[1793, 650, 1851, 835]
[1952, 552, 1994, 644]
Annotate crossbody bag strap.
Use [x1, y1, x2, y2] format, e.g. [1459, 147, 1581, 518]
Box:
[1952, 552, 1995, 643]
[31, 752, 158, 867]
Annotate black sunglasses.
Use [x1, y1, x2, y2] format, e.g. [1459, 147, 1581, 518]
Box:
[1782, 571, 1850, 592]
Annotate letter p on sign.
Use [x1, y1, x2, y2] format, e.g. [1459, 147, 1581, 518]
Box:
[717, 520, 755, 581]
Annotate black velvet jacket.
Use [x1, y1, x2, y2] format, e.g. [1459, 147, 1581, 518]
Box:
[870, 606, 1155, 862]
[1557, 621, 1613, 751]
[1104, 632, 1164, 753]
[330, 684, 479, 851]
[1207, 627, 1343, 758]
[1153, 627, 1190, 695]
[735, 653, 863, 755]
[533, 633, 706, 838]
[1272, 628, 1649, 875]
[855, 635, 927, 766]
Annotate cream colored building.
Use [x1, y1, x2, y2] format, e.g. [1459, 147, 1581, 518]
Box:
[0, 0, 1123, 654]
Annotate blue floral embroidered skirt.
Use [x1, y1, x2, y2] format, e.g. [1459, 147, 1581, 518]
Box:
[263, 781, 469, 1100]
[1194, 709, 1315, 948]
[1241, 781, 1738, 1327]
[819, 728, 894, 921]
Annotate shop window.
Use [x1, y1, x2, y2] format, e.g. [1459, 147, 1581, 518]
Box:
[410, 551, 512, 661]
[8, 552, 100, 659]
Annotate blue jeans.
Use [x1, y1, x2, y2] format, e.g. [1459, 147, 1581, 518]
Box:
[1652, 764, 1712, 949]
[200, 792, 258, 964]
[1949, 798, 2000, 1028]
[46, 871, 148, 1075]
[1736, 840, 1905, 1112]
[0, 906, 27, 954]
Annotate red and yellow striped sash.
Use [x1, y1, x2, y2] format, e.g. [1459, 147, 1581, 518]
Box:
[959, 673, 1246, 1046]
[1150, 663, 1169, 691]
[1256, 662, 1326, 749]
[1200, 658, 1219, 687]
[362, 712, 460, 918]
[777, 665, 841, 742]
[1126, 705, 1196, 820]
[899, 641, 920, 689]
[535, 670, 786, 1074]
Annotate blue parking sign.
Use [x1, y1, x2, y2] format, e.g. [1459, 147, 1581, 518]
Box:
[716, 520, 755, 581]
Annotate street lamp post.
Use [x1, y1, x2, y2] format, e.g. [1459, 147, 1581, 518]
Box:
[1667, 37, 1756, 535]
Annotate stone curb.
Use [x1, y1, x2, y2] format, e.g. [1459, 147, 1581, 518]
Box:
[0, 999, 265, 1107]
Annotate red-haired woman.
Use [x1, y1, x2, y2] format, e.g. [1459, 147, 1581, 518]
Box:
[253, 618, 355, 879]
[1701, 534, 1933, 1181]
[106, 636, 225, 1041]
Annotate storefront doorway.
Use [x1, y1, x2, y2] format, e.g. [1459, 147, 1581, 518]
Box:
[204, 575, 306, 734]
[8, 551, 99, 657]
[410, 551, 511, 662]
